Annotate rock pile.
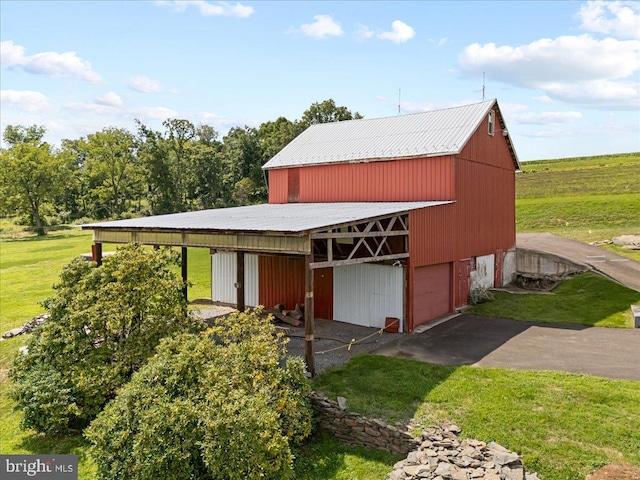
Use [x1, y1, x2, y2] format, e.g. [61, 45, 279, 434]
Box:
[388, 425, 539, 480]
[2, 313, 49, 339]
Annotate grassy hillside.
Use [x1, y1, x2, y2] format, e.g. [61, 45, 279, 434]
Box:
[516, 152, 640, 253]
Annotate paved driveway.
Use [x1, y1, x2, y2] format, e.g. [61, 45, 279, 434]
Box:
[517, 232, 640, 292]
[374, 314, 640, 381]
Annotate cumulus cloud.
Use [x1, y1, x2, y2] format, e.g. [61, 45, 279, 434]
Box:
[0, 40, 102, 83]
[458, 34, 640, 110]
[378, 20, 415, 43]
[128, 75, 178, 94]
[290, 15, 343, 39]
[577, 0, 640, 39]
[155, 0, 254, 18]
[0, 90, 49, 112]
[95, 92, 123, 107]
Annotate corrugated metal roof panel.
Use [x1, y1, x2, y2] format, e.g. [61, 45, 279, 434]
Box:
[263, 100, 496, 170]
[83, 201, 452, 234]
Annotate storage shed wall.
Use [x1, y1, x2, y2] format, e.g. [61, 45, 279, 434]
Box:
[268, 156, 455, 203]
[211, 252, 259, 306]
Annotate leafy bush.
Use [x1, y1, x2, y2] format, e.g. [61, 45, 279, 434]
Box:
[469, 287, 495, 305]
[86, 309, 312, 480]
[10, 244, 203, 434]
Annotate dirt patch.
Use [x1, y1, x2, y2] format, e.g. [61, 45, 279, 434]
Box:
[586, 464, 640, 480]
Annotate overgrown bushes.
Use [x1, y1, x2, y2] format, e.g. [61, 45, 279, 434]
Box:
[86, 310, 312, 480]
[10, 245, 203, 434]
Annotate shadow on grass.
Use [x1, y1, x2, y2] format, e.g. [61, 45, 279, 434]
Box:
[294, 431, 404, 480]
[16, 432, 91, 464]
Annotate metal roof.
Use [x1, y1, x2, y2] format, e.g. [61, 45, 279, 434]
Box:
[263, 99, 499, 170]
[83, 201, 452, 234]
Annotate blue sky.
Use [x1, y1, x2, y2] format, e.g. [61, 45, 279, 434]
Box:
[1, 0, 639, 160]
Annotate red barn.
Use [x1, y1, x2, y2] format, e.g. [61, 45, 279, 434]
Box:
[84, 99, 519, 373]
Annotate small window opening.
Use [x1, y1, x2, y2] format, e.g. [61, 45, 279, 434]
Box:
[469, 257, 477, 271]
[488, 111, 494, 136]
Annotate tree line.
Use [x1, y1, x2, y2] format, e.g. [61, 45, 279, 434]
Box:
[0, 99, 362, 235]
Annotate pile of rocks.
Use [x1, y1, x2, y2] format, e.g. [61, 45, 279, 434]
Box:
[1, 313, 49, 339]
[388, 425, 539, 480]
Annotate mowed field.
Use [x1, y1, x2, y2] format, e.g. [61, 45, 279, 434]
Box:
[516, 152, 640, 260]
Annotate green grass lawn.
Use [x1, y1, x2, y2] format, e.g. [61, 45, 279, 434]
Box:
[469, 272, 640, 328]
[0, 228, 212, 331]
[516, 152, 640, 253]
[313, 355, 640, 480]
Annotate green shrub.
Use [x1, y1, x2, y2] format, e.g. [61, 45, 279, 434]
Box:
[86, 310, 312, 480]
[10, 244, 204, 434]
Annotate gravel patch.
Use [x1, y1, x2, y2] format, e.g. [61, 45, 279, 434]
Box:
[191, 303, 402, 374]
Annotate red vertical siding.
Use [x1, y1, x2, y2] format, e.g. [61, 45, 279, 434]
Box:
[267, 169, 288, 203]
[287, 168, 300, 203]
[411, 263, 452, 328]
[458, 108, 516, 171]
[314, 267, 333, 320]
[267, 156, 454, 204]
[258, 256, 305, 309]
[455, 259, 471, 308]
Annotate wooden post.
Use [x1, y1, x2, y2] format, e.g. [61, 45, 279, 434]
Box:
[94, 242, 103, 267]
[181, 247, 188, 302]
[236, 251, 245, 312]
[304, 253, 315, 377]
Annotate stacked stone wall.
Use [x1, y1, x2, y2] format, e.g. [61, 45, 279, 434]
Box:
[309, 392, 419, 455]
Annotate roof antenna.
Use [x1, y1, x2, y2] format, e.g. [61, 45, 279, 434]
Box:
[482, 72, 486, 101]
[398, 88, 401, 115]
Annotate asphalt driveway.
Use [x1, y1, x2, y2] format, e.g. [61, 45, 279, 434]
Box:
[373, 314, 640, 381]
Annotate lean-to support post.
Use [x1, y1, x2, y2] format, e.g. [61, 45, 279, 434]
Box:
[181, 247, 188, 302]
[236, 251, 245, 312]
[304, 253, 315, 377]
[93, 242, 103, 267]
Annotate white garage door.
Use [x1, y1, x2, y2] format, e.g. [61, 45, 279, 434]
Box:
[211, 252, 258, 306]
[333, 263, 404, 330]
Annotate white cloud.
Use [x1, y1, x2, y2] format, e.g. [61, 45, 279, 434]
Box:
[155, 1, 254, 18]
[133, 106, 180, 122]
[293, 15, 343, 39]
[0, 90, 49, 112]
[509, 111, 583, 125]
[378, 20, 415, 43]
[458, 34, 640, 109]
[577, 1, 640, 39]
[95, 92, 123, 107]
[544, 79, 640, 110]
[355, 23, 375, 41]
[128, 75, 178, 94]
[533, 95, 553, 103]
[0, 40, 102, 83]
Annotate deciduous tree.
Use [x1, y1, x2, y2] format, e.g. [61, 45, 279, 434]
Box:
[0, 125, 69, 235]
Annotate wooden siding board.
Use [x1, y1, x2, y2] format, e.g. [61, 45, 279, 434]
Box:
[258, 255, 305, 310]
